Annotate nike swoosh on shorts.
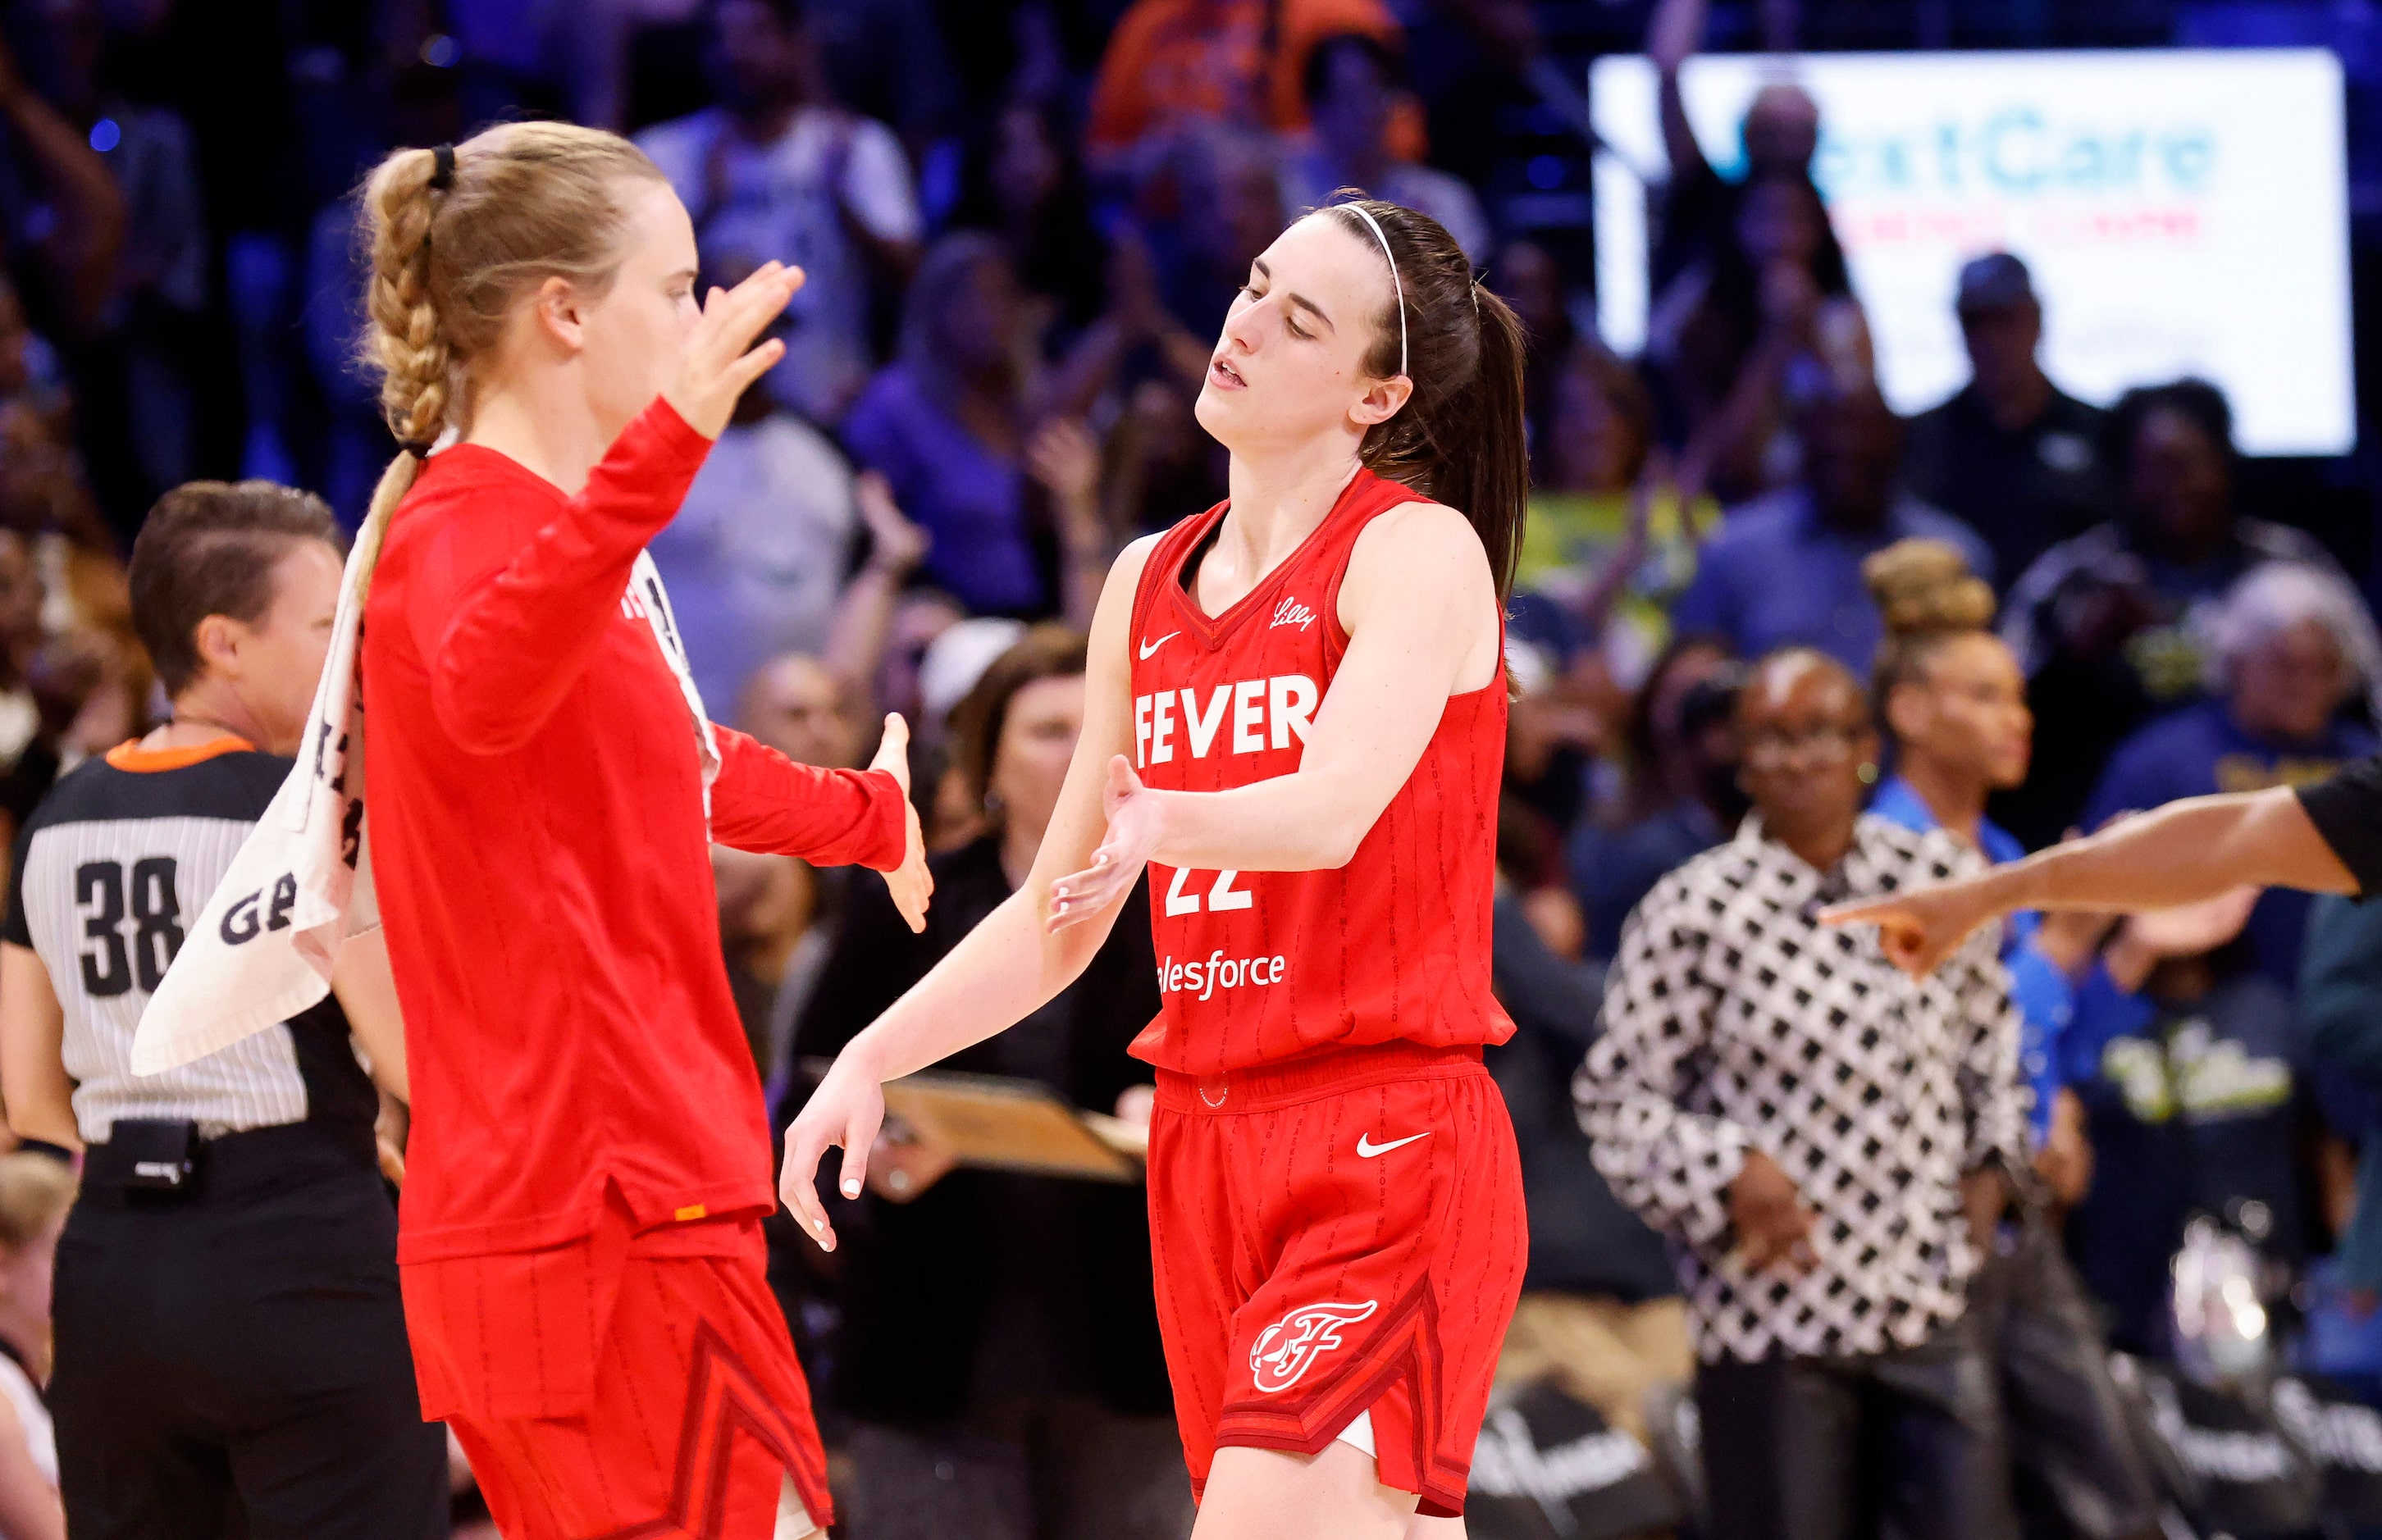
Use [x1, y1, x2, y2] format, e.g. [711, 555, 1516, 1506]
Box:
[1355, 1132, 1431, 1158]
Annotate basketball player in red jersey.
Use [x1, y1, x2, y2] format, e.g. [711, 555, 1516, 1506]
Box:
[349, 125, 929, 1539]
[784, 198, 1530, 1539]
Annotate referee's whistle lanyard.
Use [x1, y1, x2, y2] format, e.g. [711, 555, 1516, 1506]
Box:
[162, 713, 247, 745]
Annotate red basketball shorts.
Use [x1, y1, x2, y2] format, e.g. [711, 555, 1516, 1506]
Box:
[402, 1194, 830, 1540]
[1147, 1041, 1528, 1518]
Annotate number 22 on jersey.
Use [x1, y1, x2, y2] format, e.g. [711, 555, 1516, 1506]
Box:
[1164, 867, 1253, 917]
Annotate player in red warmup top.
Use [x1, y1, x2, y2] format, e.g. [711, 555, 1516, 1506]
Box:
[783, 198, 1529, 1539]
[350, 125, 931, 1539]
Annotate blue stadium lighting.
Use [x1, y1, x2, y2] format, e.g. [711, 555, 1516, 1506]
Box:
[1526, 154, 1564, 190]
[88, 117, 120, 153]
[420, 34, 460, 68]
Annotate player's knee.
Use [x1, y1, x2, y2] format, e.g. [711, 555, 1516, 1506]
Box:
[1195, 1443, 1417, 1538]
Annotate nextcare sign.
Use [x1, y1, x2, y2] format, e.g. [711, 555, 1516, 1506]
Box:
[1590, 49, 2355, 454]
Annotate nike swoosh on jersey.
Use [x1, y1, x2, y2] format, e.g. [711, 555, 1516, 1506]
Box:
[1139, 631, 1180, 660]
[1354, 1132, 1431, 1158]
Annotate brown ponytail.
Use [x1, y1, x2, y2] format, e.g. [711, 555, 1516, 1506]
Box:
[353, 123, 668, 581]
[1322, 197, 1529, 605]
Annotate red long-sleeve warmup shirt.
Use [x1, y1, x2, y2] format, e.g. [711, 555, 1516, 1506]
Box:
[363, 399, 905, 1265]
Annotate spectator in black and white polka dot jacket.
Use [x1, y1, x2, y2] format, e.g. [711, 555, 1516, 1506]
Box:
[1574, 645, 2028, 1540]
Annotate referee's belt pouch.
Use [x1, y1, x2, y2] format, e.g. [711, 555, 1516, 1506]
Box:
[87, 1119, 198, 1197]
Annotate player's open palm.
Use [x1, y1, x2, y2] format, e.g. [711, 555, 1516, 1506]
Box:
[779, 1059, 884, 1253]
[1047, 755, 1161, 932]
[869, 713, 933, 932]
[661, 260, 805, 439]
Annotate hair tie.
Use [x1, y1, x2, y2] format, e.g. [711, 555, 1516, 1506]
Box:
[428, 143, 456, 193]
[1338, 203, 1407, 380]
[399, 437, 435, 459]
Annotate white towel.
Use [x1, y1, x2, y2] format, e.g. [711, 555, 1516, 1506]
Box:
[133, 519, 717, 1077]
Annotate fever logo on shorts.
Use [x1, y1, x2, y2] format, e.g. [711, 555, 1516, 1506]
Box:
[1248, 1300, 1379, 1393]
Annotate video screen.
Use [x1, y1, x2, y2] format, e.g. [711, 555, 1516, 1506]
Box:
[1590, 48, 2356, 454]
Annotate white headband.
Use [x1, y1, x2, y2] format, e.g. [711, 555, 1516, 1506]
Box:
[1339, 203, 1408, 380]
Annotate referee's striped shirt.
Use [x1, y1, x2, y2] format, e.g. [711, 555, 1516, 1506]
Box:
[2, 739, 375, 1145]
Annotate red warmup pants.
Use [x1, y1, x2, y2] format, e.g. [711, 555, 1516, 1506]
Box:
[1147, 1043, 1529, 1518]
[401, 1192, 829, 1539]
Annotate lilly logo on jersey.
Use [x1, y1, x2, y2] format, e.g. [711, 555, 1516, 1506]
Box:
[1134, 675, 1318, 768]
[1271, 595, 1317, 631]
[1249, 1300, 1379, 1393]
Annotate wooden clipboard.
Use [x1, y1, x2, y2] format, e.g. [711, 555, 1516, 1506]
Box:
[804, 1062, 1141, 1182]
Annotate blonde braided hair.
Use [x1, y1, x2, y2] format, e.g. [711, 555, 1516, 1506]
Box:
[366, 144, 454, 460]
[353, 123, 667, 582]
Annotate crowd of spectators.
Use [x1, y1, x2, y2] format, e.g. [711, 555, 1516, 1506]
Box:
[2, 0, 2382, 1536]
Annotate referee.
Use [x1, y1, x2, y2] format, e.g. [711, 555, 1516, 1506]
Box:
[0, 483, 445, 1538]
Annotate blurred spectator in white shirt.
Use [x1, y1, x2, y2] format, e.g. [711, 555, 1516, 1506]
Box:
[650, 408, 860, 710]
[644, 248, 881, 708]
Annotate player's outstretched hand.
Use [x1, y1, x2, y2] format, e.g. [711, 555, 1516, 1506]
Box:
[1821, 872, 2003, 978]
[1047, 755, 1162, 933]
[778, 1057, 885, 1252]
[662, 260, 805, 439]
[869, 713, 933, 933]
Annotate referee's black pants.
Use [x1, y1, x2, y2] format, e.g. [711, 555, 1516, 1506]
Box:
[51, 1123, 446, 1540]
[1696, 1315, 2016, 1540]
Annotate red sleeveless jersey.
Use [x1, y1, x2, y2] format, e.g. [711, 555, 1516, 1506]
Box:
[1124, 467, 1513, 1076]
